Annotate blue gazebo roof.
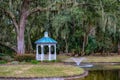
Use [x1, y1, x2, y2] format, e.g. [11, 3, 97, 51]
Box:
[35, 32, 57, 44]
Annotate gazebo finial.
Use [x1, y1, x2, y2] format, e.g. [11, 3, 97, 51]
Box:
[44, 31, 48, 37]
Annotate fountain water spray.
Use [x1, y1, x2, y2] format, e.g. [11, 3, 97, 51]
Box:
[71, 57, 93, 67]
[71, 57, 86, 66]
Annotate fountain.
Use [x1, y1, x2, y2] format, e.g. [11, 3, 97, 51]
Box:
[71, 57, 93, 68]
[71, 57, 86, 66]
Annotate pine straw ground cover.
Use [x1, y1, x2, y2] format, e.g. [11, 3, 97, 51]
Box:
[0, 63, 84, 77]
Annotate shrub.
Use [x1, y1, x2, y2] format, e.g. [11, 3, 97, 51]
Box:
[43, 60, 50, 62]
[51, 60, 56, 62]
[0, 53, 13, 61]
[31, 60, 39, 64]
[0, 60, 7, 64]
[44, 60, 59, 63]
[2, 56, 14, 61]
[0, 53, 5, 57]
[20, 61, 26, 64]
[0, 53, 4, 60]
[14, 54, 35, 62]
[11, 61, 19, 65]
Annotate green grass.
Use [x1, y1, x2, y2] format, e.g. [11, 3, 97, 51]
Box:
[63, 55, 120, 63]
[0, 64, 84, 77]
[84, 56, 120, 63]
[103, 65, 120, 70]
[57, 55, 71, 62]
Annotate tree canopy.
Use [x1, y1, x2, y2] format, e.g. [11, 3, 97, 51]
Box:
[0, 0, 120, 56]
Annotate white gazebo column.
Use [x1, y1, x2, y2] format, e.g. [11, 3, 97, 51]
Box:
[36, 44, 39, 60]
[41, 45, 44, 61]
[54, 45, 56, 60]
[49, 45, 51, 61]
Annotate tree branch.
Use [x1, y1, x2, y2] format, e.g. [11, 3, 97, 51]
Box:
[27, 1, 100, 17]
[0, 42, 17, 52]
[1, 8, 19, 34]
[27, 7, 47, 16]
[27, 1, 57, 16]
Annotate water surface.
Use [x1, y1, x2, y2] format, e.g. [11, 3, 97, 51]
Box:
[74, 63, 120, 80]
[75, 70, 120, 80]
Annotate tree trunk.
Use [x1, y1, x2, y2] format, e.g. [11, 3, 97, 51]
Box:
[17, 30, 25, 54]
[118, 42, 120, 55]
[17, 25, 25, 54]
[27, 31, 33, 53]
[17, 13, 27, 54]
[82, 33, 86, 54]
[65, 39, 68, 53]
[16, 0, 29, 54]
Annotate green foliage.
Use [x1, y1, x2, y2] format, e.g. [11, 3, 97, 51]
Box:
[0, 53, 13, 61]
[0, 60, 7, 64]
[0, 53, 5, 57]
[43, 60, 50, 62]
[1, 56, 13, 62]
[85, 36, 98, 54]
[0, 46, 15, 58]
[11, 61, 19, 65]
[14, 54, 35, 62]
[30, 60, 39, 64]
[0, 0, 120, 56]
[51, 60, 61, 62]
[43, 60, 59, 63]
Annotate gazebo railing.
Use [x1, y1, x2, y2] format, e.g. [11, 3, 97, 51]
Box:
[36, 54, 55, 61]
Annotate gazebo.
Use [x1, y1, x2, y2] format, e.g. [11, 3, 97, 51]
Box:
[35, 32, 57, 61]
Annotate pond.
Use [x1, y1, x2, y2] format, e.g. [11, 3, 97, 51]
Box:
[74, 63, 120, 80]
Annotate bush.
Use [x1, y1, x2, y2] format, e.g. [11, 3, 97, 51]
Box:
[0, 53, 4, 60]
[0, 53, 13, 61]
[14, 54, 35, 62]
[11, 61, 19, 65]
[31, 60, 39, 64]
[2, 56, 14, 61]
[44, 60, 59, 63]
[43, 60, 50, 62]
[0, 60, 7, 64]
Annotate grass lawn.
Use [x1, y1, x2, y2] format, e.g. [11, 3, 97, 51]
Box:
[0, 63, 84, 77]
[62, 55, 120, 63]
[84, 56, 120, 63]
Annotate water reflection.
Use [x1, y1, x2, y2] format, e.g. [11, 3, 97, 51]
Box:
[75, 70, 120, 80]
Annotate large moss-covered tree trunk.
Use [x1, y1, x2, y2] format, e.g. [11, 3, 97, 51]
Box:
[16, 0, 29, 54]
